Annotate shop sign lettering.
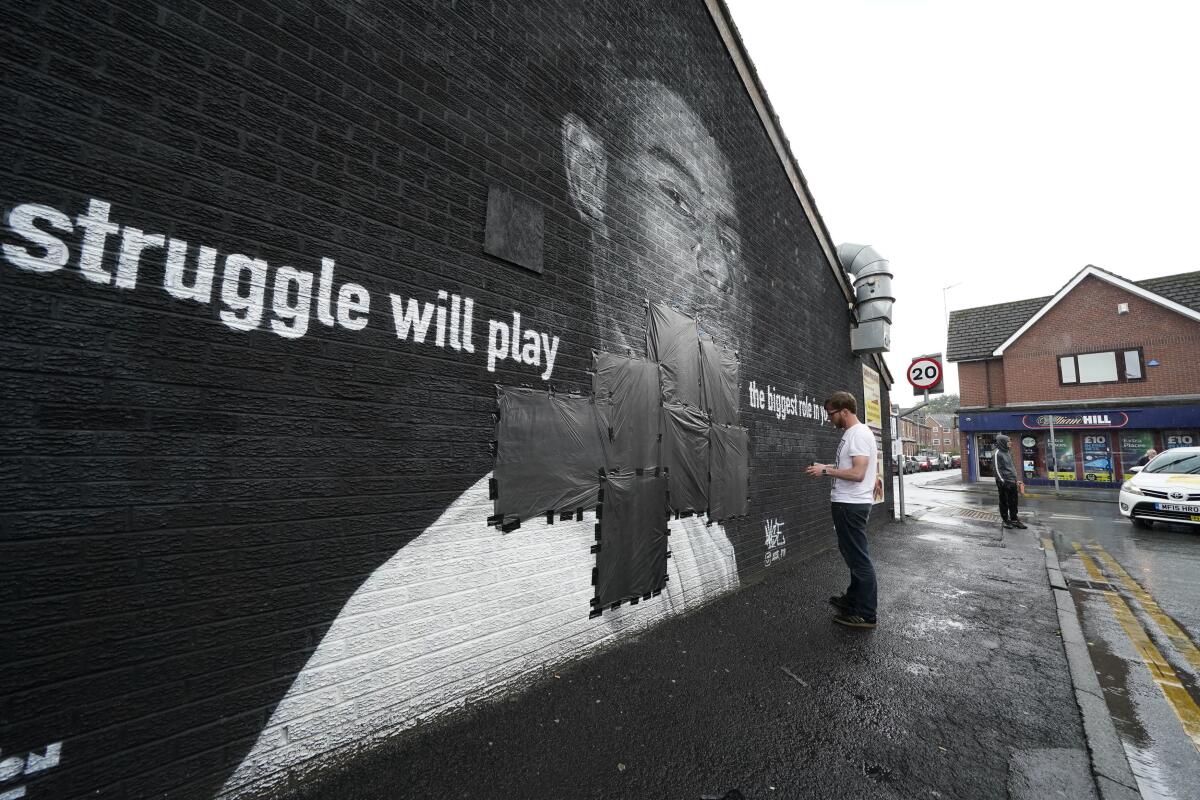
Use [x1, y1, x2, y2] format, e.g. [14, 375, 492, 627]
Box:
[1022, 412, 1129, 429]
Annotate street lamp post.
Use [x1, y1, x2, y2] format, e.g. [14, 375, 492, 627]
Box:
[942, 282, 962, 339]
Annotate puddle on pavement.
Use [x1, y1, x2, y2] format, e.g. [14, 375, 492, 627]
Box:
[903, 661, 936, 677]
[909, 617, 967, 636]
[1080, 596, 1179, 800]
[917, 530, 967, 542]
[1122, 743, 1177, 800]
[927, 587, 976, 600]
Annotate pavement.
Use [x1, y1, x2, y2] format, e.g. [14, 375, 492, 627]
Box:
[275, 508, 1106, 800]
[914, 472, 1119, 505]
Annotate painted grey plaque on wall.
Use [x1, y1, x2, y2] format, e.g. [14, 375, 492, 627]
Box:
[484, 185, 544, 273]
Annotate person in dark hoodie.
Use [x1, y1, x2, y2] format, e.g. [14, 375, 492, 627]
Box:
[993, 434, 1025, 529]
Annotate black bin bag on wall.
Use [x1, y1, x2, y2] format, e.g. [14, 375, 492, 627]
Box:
[494, 386, 607, 521]
[710, 424, 750, 521]
[594, 472, 669, 608]
[699, 335, 739, 425]
[662, 401, 709, 514]
[647, 301, 702, 408]
[592, 351, 661, 472]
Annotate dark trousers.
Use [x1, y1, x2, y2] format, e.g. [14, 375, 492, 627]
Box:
[996, 480, 1019, 522]
[832, 502, 876, 621]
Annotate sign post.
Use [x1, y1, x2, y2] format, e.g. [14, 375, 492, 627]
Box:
[1050, 417, 1059, 498]
[896, 408, 905, 523]
[896, 353, 945, 524]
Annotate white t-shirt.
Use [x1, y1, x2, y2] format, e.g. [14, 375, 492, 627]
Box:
[831, 422, 877, 504]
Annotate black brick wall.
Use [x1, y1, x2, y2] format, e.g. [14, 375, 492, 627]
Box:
[0, 2, 893, 797]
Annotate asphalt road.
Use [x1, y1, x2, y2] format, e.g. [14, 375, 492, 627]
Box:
[899, 471, 1200, 800]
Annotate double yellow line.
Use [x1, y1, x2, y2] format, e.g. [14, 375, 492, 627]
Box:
[1068, 539, 1200, 754]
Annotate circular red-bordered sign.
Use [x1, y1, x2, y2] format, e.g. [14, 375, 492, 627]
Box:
[907, 356, 942, 390]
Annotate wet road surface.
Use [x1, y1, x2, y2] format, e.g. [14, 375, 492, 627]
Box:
[896, 472, 1200, 799]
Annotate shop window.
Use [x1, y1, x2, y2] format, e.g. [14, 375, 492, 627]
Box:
[1164, 430, 1198, 449]
[1119, 431, 1155, 475]
[1018, 433, 1044, 479]
[1047, 432, 1078, 481]
[977, 434, 996, 479]
[1058, 349, 1144, 385]
[1080, 433, 1114, 482]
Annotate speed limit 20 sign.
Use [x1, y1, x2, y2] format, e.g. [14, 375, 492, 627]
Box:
[907, 354, 944, 394]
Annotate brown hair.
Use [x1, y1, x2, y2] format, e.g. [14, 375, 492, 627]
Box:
[824, 391, 857, 415]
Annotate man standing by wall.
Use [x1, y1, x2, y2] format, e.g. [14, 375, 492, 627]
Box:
[993, 434, 1025, 529]
[806, 391, 879, 629]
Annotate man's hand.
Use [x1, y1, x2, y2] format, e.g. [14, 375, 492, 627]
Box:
[805, 463, 828, 478]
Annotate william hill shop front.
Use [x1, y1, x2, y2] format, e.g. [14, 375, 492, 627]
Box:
[959, 405, 1200, 487]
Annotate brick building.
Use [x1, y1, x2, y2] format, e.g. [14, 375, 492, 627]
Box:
[948, 265, 1200, 485]
[898, 412, 930, 456]
[926, 413, 958, 455]
[895, 411, 957, 457]
[0, 3, 894, 798]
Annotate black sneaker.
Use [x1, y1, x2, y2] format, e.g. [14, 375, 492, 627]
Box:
[829, 594, 852, 612]
[1012, 520, 1028, 529]
[1002, 520, 1014, 529]
[832, 613, 876, 629]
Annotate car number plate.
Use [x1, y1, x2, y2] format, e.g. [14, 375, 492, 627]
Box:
[1153, 503, 1197, 512]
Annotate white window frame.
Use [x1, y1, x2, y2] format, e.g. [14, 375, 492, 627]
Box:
[1058, 348, 1145, 386]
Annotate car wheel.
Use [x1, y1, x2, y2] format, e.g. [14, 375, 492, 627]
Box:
[1132, 517, 1152, 529]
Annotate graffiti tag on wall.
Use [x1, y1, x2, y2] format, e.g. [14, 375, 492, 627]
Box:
[763, 517, 787, 566]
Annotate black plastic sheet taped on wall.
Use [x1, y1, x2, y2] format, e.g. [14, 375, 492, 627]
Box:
[592, 351, 661, 472]
[699, 335, 738, 425]
[709, 424, 750, 521]
[593, 472, 669, 609]
[661, 401, 709, 513]
[646, 301, 702, 408]
[494, 385, 606, 522]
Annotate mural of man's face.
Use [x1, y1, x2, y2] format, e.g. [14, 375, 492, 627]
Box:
[563, 80, 744, 351]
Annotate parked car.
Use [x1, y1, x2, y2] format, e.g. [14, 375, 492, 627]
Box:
[951, 454, 961, 469]
[917, 454, 935, 472]
[1118, 447, 1200, 529]
[905, 456, 920, 474]
[939, 453, 953, 469]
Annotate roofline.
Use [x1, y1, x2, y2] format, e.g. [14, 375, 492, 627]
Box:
[703, 1, 857, 311]
[705, 1, 894, 388]
[992, 265, 1200, 356]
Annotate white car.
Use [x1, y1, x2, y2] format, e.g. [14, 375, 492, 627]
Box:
[1119, 447, 1200, 529]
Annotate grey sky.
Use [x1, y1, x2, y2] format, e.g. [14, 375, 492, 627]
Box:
[725, 0, 1200, 403]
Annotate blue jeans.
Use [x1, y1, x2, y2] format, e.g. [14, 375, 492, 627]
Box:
[832, 502, 876, 621]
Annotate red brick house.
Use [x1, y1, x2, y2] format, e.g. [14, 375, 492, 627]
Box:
[897, 413, 930, 456]
[926, 413, 958, 455]
[947, 266, 1200, 485]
